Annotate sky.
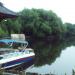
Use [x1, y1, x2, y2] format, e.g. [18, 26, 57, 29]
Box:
[0, 0, 75, 24]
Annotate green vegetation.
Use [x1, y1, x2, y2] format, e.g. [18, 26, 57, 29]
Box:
[19, 9, 65, 39]
[0, 9, 74, 40]
[0, 18, 21, 35]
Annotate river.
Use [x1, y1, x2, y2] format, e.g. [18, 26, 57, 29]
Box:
[1, 38, 75, 75]
[26, 46, 75, 75]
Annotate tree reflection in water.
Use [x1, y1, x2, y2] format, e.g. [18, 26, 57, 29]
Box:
[29, 37, 75, 67]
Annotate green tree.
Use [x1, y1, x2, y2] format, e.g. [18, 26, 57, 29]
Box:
[20, 9, 66, 39]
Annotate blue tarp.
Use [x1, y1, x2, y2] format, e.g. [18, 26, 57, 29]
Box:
[0, 39, 28, 44]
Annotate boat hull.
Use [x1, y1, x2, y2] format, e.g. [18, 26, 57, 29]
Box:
[0, 55, 35, 69]
[6, 58, 35, 71]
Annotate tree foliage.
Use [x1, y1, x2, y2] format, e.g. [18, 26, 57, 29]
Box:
[0, 9, 75, 40]
[0, 18, 21, 35]
[19, 9, 65, 39]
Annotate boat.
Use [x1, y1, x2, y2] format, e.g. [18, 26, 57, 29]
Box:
[0, 39, 35, 69]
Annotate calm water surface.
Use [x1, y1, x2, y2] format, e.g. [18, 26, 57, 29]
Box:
[26, 46, 75, 75]
[3, 39, 75, 75]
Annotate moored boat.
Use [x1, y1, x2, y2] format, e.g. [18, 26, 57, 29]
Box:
[0, 39, 35, 69]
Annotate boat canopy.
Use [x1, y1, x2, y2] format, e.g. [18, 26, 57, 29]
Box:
[0, 39, 28, 44]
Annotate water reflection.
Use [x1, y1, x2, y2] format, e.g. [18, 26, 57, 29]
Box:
[27, 37, 75, 75]
[30, 40, 65, 66]
[29, 38, 75, 66]
[2, 37, 75, 75]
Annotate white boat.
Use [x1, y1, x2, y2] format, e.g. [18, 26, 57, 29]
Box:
[0, 39, 35, 69]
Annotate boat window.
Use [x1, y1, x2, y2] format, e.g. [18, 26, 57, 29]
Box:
[24, 43, 28, 47]
[25, 50, 29, 54]
[13, 42, 27, 49]
[29, 50, 33, 53]
[0, 57, 3, 60]
[13, 43, 21, 49]
[0, 42, 9, 48]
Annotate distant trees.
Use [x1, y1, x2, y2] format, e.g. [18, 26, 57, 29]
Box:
[64, 23, 75, 37]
